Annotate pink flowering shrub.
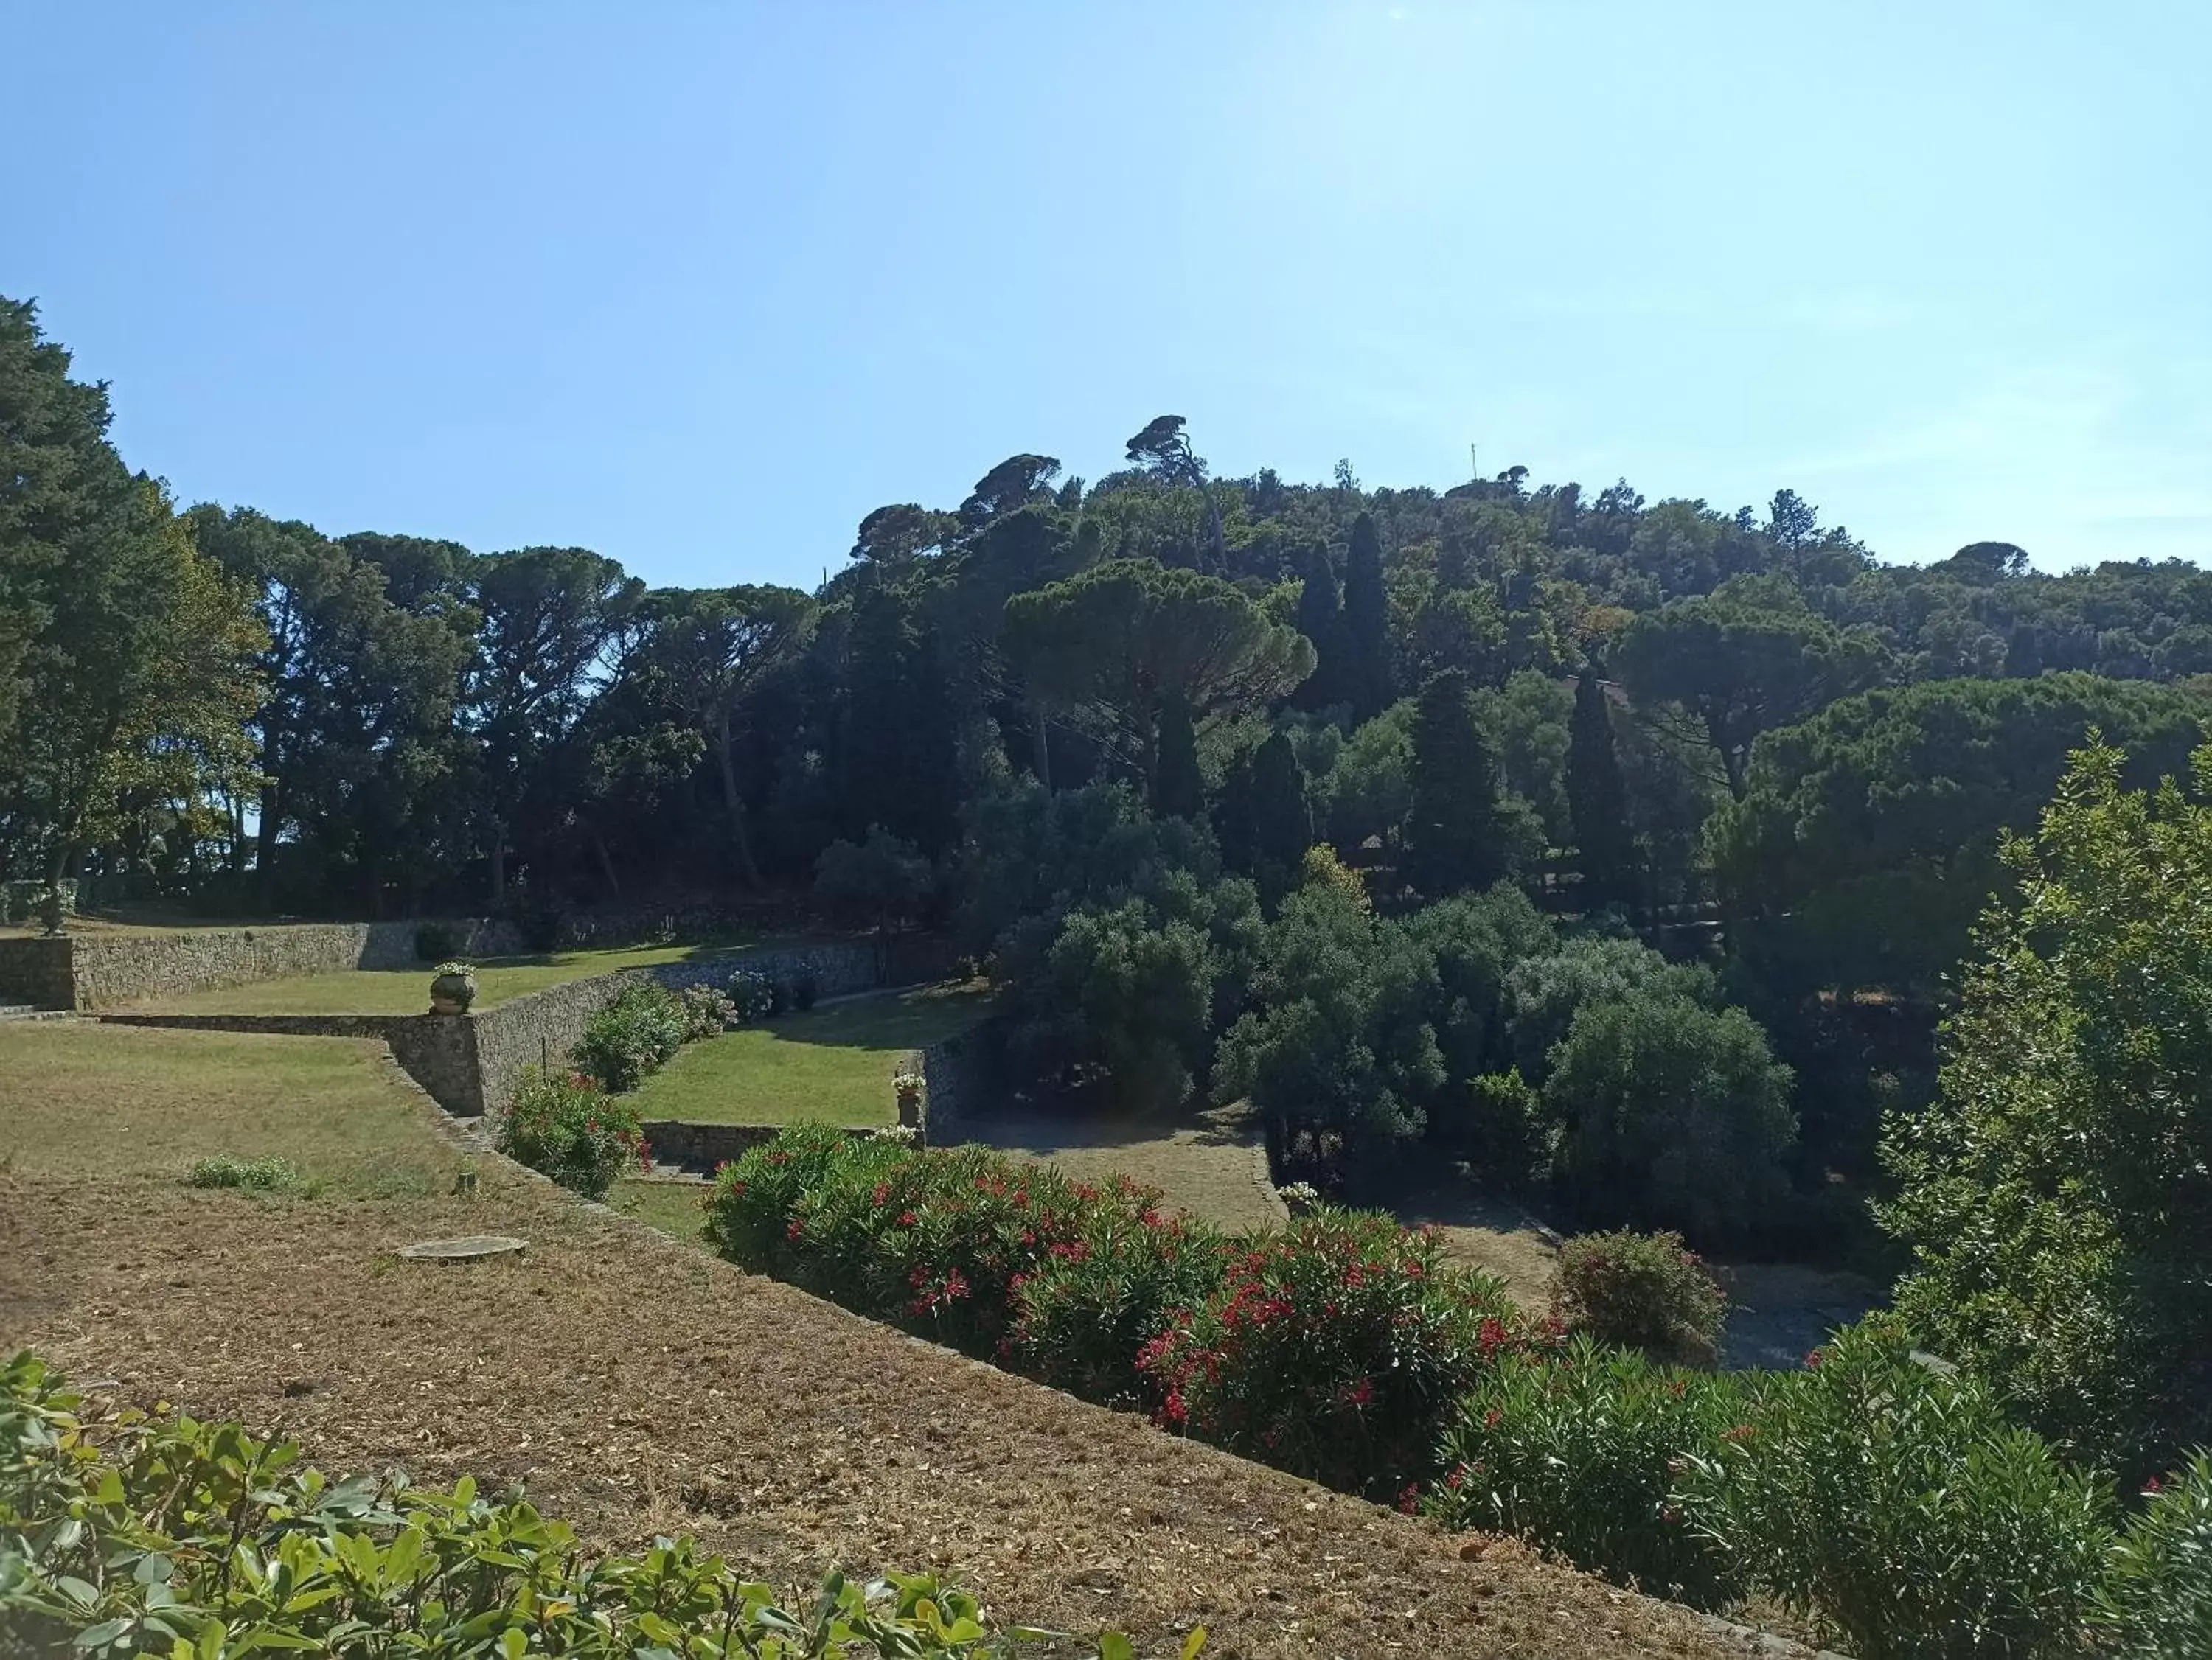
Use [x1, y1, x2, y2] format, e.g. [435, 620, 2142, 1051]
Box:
[496, 1064, 650, 1199]
[704, 1128, 1211, 1381]
[1136, 1207, 1527, 1498]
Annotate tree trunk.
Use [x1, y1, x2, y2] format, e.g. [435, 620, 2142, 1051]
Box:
[714, 711, 764, 888]
[589, 829, 622, 898]
[488, 819, 507, 907]
[257, 775, 282, 902]
[1030, 702, 1052, 791]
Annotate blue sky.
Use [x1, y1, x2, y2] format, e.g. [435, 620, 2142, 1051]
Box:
[10, 2, 2208, 589]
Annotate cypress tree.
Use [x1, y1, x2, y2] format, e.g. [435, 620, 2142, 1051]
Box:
[1404, 669, 1503, 898]
[1293, 545, 1345, 711]
[1150, 692, 1204, 821]
[1342, 512, 1392, 720]
[1248, 728, 1311, 902]
[1567, 666, 1635, 910]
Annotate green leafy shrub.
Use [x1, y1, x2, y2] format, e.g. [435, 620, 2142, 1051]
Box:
[681, 983, 737, 1039]
[0, 1351, 1105, 1658]
[793, 972, 820, 1011]
[412, 920, 460, 961]
[574, 979, 689, 1091]
[497, 1065, 649, 1199]
[1553, 1230, 1728, 1367]
[705, 1130, 1201, 1382]
[184, 1154, 299, 1193]
[1428, 1340, 1751, 1608]
[2096, 1453, 2212, 1658]
[1008, 1198, 1225, 1406]
[1677, 1319, 2116, 1659]
[1136, 1208, 1525, 1499]
[727, 966, 776, 1022]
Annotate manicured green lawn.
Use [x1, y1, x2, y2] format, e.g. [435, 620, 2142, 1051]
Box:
[130, 940, 770, 1016]
[0, 1020, 456, 1194]
[625, 981, 993, 1126]
[610, 1177, 713, 1245]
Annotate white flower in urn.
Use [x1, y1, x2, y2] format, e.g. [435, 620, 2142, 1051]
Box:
[891, 1070, 925, 1129]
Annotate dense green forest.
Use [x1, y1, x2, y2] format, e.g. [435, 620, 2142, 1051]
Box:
[7, 293, 2211, 1254]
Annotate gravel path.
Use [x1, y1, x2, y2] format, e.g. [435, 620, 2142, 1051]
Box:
[1, 1159, 1790, 1660]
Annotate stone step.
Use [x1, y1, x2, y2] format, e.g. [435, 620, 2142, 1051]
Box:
[0, 1005, 75, 1022]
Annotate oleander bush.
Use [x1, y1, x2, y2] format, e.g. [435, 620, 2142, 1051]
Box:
[1677, 1319, 2117, 1659]
[706, 1128, 1205, 1387]
[0, 1352, 1119, 1659]
[497, 1064, 650, 1199]
[1551, 1230, 1728, 1367]
[1137, 1210, 1527, 1500]
[574, 979, 690, 1091]
[1427, 1340, 1753, 1608]
[2094, 1453, 2212, 1659]
[1008, 1196, 1225, 1406]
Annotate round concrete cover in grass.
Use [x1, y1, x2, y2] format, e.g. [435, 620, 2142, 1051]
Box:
[397, 1235, 528, 1261]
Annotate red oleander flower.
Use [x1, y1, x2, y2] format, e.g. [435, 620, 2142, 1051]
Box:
[897, 1210, 919, 1227]
[1483, 1407, 1502, 1429]
[1397, 1484, 1421, 1515]
[872, 1182, 891, 1207]
[785, 1220, 804, 1241]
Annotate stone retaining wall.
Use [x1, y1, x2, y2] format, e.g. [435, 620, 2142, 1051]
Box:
[85, 936, 967, 1130]
[0, 938, 73, 1009]
[0, 918, 523, 1011]
[639, 1120, 883, 1171]
[916, 1016, 1008, 1144]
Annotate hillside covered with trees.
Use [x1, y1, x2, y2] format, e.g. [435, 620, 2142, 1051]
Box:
[7, 292, 2212, 1247]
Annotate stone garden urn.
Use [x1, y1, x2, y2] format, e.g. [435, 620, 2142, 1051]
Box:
[893, 1071, 925, 1129]
[429, 961, 478, 1015]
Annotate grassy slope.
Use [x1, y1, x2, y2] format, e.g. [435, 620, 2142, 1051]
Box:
[0, 1020, 456, 1195]
[128, 941, 768, 1016]
[625, 981, 993, 1126]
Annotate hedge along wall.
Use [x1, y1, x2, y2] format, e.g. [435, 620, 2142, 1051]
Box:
[0, 919, 524, 1012]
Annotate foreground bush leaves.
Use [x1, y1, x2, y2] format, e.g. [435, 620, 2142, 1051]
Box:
[0, 1352, 1152, 1657]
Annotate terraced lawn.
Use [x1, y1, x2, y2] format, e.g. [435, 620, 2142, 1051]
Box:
[125, 939, 773, 1016]
[625, 980, 994, 1126]
[0, 1019, 456, 1194]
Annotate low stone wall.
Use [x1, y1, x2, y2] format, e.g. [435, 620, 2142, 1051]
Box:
[1, 918, 524, 1011]
[639, 1120, 881, 1172]
[916, 1016, 1008, 1144]
[0, 938, 73, 1009]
